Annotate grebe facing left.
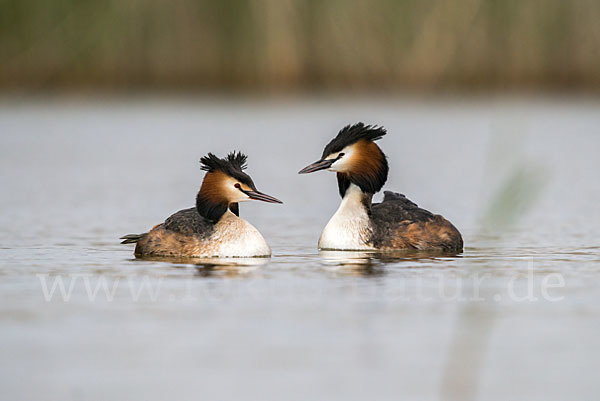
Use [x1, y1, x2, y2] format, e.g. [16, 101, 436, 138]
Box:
[299, 123, 463, 253]
[121, 152, 282, 258]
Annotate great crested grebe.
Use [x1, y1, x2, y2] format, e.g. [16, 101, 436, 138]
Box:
[299, 123, 463, 253]
[121, 152, 282, 258]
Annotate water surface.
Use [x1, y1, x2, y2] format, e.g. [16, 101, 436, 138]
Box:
[1, 97, 599, 401]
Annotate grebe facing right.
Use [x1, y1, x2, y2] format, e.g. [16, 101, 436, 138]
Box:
[121, 152, 282, 258]
[299, 123, 463, 253]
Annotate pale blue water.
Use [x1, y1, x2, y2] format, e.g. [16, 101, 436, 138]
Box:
[0, 97, 599, 401]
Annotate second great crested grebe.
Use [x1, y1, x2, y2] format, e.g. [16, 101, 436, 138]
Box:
[121, 152, 282, 258]
[299, 123, 463, 252]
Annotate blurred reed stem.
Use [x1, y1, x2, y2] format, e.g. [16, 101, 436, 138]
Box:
[1, 0, 599, 91]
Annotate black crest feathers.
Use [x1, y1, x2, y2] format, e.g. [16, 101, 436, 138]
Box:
[227, 151, 248, 170]
[200, 151, 248, 173]
[199, 151, 254, 187]
[322, 123, 387, 158]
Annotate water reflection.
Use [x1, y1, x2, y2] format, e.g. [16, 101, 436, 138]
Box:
[194, 257, 268, 277]
[319, 250, 383, 276]
[319, 250, 462, 275]
[320, 250, 375, 265]
[135, 255, 268, 276]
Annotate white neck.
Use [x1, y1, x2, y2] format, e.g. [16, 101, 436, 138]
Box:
[318, 184, 374, 251]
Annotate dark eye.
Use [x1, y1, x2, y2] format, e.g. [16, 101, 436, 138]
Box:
[234, 183, 241, 189]
[338, 153, 345, 157]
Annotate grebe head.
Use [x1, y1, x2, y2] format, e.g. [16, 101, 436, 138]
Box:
[298, 123, 389, 196]
[197, 152, 282, 221]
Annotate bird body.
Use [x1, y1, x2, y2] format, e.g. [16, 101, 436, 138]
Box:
[121, 152, 281, 258]
[300, 123, 463, 253]
[130, 208, 271, 258]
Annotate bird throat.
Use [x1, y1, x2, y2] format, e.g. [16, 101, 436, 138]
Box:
[318, 183, 375, 250]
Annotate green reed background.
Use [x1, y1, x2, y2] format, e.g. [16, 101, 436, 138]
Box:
[1, 0, 599, 92]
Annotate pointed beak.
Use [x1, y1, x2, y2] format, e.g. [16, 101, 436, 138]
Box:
[242, 189, 283, 204]
[298, 159, 334, 174]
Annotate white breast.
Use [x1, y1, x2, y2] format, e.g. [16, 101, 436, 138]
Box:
[211, 212, 271, 257]
[318, 184, 374, 251]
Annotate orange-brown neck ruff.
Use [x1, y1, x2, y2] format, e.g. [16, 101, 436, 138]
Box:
[196, 171, 230, 222]
[337, 140, 388, 197]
